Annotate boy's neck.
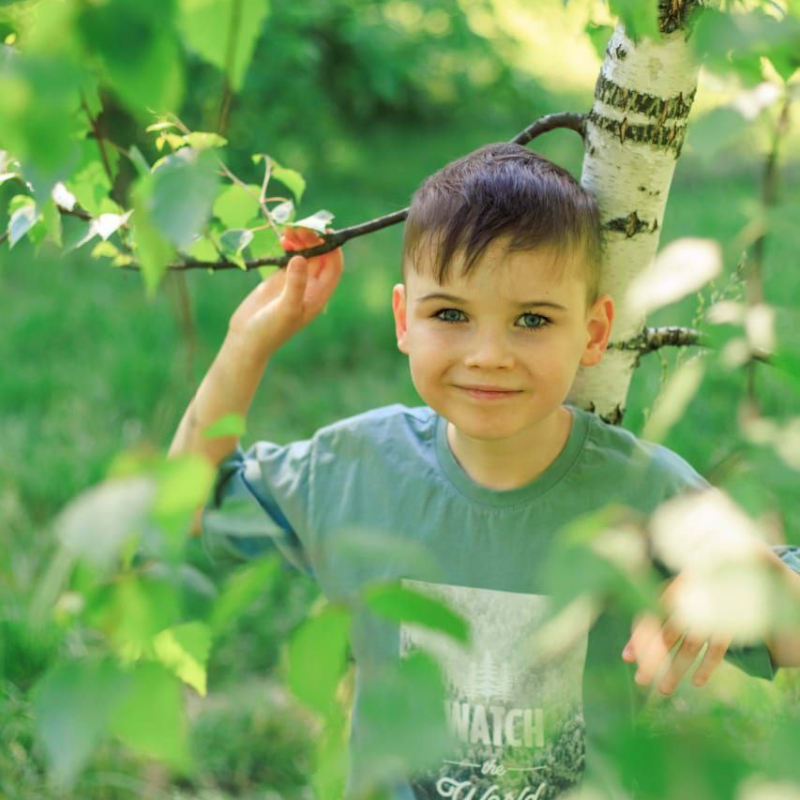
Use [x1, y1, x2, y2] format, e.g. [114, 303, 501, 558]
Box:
[445, 405, 573, 492]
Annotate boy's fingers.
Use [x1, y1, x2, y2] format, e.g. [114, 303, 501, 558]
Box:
[691, 635, 731, 687]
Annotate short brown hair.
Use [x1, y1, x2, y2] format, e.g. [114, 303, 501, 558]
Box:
[401, 142, 603, 310]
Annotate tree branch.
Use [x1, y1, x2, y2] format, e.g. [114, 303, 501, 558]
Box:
[86, 111, 587, 273]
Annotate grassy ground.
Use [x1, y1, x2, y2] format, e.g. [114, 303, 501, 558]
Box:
[1, 113, 799, 798]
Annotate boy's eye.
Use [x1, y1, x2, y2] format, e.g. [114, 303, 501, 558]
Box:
[432, 309, 551, 330]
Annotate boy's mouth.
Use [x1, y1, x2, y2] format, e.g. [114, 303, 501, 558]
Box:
[457, 385, 522, 399]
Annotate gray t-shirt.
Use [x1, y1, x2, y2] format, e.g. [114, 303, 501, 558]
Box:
[202, 402, 797, 800]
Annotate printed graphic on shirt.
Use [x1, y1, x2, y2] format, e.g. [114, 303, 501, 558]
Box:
[400, 580, 591, 800]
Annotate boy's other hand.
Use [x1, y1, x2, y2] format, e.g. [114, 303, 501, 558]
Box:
[226, 226, 344, 361]
[621, 571, 733, 695]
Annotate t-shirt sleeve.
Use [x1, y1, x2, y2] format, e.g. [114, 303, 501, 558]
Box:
[200, 438, 316, 577]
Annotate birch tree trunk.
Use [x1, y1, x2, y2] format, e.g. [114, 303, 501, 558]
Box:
[568, 4, 702, 424]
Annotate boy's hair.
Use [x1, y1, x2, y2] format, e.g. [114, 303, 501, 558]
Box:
[401, 142, 603, 311]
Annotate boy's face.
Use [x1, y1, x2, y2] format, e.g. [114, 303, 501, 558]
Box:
[392, 238, 615, 441]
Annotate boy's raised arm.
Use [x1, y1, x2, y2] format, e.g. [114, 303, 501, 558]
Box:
[166, 227, 345, 532]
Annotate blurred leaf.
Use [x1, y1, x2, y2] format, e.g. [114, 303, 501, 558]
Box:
[691, 8, 800, 85]
[183, 131, 228, 150]
[152, 621, 211, 695]
[608, 0, 659, 42]
[363, 582, 470, 645]
[0, 51, 84, 193]
[210, 554, 281, 634]
[627, 238, 722, 315]
[76, 0, 184, 117]
[685, 106, 751, 163]
[146, 147, 220, 248]
[152, 454, 215, 557]
[353, 649, 456, 795]
[176, 0, 271, 91]
[287, 602, 351, 718]
[31, 657, 130, 790]
[202, 412, 247, 439]
[186, 235, 219, 261]
[54, 476, 157, 575]
[84, 573, 182, 658]
[586, 23, 614, 60]
[108, 660, 191, 769]
[131, 177, 176, 296]
[41, 196, 62, 246]
[213, 182, 261, 228]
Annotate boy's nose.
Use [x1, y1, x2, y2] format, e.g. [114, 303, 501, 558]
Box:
[463, 334, 516, 369]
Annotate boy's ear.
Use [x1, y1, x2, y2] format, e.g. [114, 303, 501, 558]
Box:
[580, 294, 615, 367]
[392, 283, 409, 354]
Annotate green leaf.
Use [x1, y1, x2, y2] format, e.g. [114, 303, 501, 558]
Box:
[0, 52, 85, 190]
[176, 0, 271, 91]
[147, 147, 220, 248]
[8, 197, 39, 247]
[291, 209, 334, 233]
[108, 660, 191, 770]
[287, 603, 351, 718]
[202, 412, 247, 439]
[586, 23, 614, 60]
[271, 164, 306, 203]
[76, 0, 184, 117]
[210, 554, 281, 634]
[608, 0, 659, 42]
[31, 657, 130, 791]
[152, 621, 211, 696]
[131, 177, 177, 297]
[212, 182, 261, 228]
[152, 454, 215, 558]
[219, 227, 254, 258]
[126, 145, 150, 177]
[183, 131, 228, 150]
[247, 226, 283, 259]
[186, 236, 219, 262]
[363, 582, 470, 645]
[41, 197, 62, 247]
[353, 650, 456, 794]
[83, 573, 182, 659]
[54, 475, 157, 575]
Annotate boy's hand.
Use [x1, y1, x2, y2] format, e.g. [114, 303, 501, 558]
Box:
[226, 226, 344, 361]
[621, 571, 733, 695]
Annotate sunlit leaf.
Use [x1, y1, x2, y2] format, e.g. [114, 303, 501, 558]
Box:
[183, 131, 228, 150]
[152, 621, 211, 696]
[219, 227, 254, 258]
[271, 199, 294, 224]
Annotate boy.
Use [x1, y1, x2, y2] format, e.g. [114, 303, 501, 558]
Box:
[169, 143, 800, 800]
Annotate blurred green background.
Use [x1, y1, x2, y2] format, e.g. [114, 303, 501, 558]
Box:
[1, 0, 799, 797]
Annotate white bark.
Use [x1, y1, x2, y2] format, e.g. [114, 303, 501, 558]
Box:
[568, 23, 701, 423]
